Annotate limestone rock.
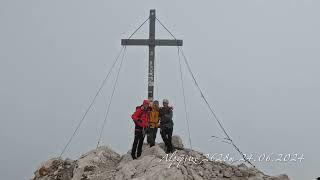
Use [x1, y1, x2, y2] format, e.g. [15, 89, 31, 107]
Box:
[172, 135, 184, 150]
[33, 158, 76, 180]
[265, 174, 290, 180]
[32, 134, 290, 180]
[140, 145, 166, 158]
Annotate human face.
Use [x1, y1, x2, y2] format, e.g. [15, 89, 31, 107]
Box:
[153, 101, 159, 108]
[163, 102, 169, 107]
[143, 103, 149, 109]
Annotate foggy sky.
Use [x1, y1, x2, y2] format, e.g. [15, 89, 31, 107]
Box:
[0, 1, 319, 179]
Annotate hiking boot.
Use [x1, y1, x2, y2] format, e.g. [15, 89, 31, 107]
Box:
[131, 153, 137, 160]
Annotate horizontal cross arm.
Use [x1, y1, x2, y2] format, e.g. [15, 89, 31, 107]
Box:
[121, 39, 149, 46]
[121, 39, 183, 46]
[155, 39, 183, 46]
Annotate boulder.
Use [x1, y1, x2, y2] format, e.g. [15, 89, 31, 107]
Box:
[171, 135, 184, 150]
[32, 158, 75, 180]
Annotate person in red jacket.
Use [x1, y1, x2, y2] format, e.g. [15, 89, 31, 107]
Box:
[131, 99, 151, 159]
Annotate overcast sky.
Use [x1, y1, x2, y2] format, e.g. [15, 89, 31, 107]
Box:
[1, 1, 319, 179]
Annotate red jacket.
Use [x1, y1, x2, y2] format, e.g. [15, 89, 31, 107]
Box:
[131, 106, 150, 128]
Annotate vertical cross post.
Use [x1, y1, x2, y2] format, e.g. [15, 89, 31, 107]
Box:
[148, 10, 156, 101]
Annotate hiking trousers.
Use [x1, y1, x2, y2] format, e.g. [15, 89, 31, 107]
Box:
[147, 127, 158, 147]
[160, 127, 173, 153]
[131, 126, 145, 159]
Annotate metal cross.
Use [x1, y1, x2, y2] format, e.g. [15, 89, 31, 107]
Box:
[121, 9, 183, 101]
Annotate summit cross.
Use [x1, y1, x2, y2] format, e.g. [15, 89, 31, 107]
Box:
[121, 9, 183, 101]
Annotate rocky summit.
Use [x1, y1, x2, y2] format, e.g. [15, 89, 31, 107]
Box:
[32, 135, 290, 180]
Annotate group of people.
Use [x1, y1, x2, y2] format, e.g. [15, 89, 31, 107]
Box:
[130, 99, 174, 159]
